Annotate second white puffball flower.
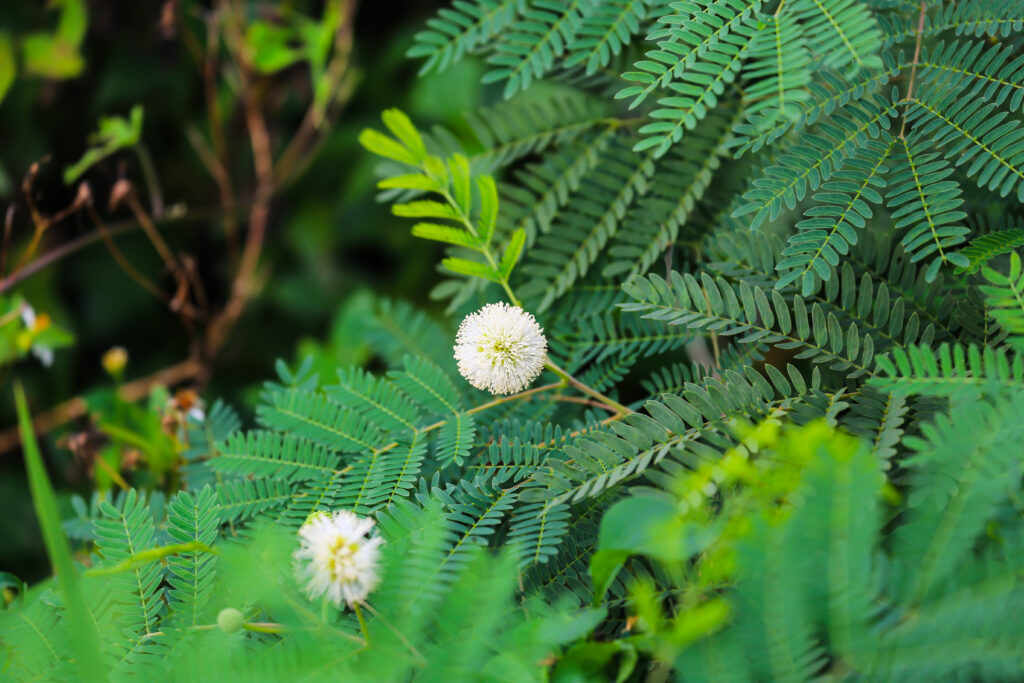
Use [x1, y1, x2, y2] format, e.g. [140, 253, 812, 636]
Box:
[454, 302, 547, 395]
[293, 510, 383, 608]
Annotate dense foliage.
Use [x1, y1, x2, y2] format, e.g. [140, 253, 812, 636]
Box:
[4, 0, 1024, 680]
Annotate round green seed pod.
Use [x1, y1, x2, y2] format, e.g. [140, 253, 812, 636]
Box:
[217, 607, 246, 633]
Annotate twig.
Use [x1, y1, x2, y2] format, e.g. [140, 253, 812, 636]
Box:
[204, 1, 275, 358]
[85, 200, 165, 300]
[551, 394, 620, 413]
[134, 144, 165, 218]
[124, 189, 185, 285]
[92, 454, 132, 491]
[273, 0, 359, 186]
[12, 163, 88, 273]
[0, 201, 228, 295]
[545, 360, 630, 415]
[85, 202, 204, 323]
[353, 602, 370, 644]
[899, 1, 927, 139]
[175, 4, 239, 259]
[0, 358, 201, 454]
[1, 205, 14, 279]
[82, 200, 165, 301]
[373, 382, 564, 457]
[185, 125, 238, 259]
[242, 622, 285, 634]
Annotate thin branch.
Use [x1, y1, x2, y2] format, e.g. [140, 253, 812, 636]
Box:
[134, 144, 165, 218]
[273, 0, 359, 186]
[0, 358, 201, 454]
[899, 1, 927, 138]
[1, 205, 14, 279]
[544, 360, 630, 414]
[0, 201, 228, 295]
[204, 0, 275, 358]
[12, 163, 87, 273]
[372, 382, 564, 458]
[124, 189, 185, 284]
[85, 202, 166, 300]
[551, 394, 620, 413]
[185, 124, 238, 256]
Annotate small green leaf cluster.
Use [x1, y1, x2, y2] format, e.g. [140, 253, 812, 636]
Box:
[360, 109, 526, 299]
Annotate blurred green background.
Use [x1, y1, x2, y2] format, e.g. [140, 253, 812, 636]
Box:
[0, 0, 493, 581]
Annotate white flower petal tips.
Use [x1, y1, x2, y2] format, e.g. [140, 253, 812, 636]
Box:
[454, 302, 547, 395]
[293, 510, 383, 608]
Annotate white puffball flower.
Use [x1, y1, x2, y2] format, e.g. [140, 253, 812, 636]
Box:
[293, 510, 384, 608]
[454, 302, 547, 395]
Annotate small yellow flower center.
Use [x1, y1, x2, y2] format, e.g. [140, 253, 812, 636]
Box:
[326, 535, 361, 582]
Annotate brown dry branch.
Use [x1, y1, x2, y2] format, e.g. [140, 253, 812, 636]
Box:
[4, 0, 360, 455]
[899, 1, 927, 139]
[0, 358, 201, 454]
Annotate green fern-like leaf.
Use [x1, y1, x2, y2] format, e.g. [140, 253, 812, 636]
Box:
[564, 0, 654, 75]
[328, 367, 422, 434]
[520, 140, 656, 310]
[616, 0, 764, 107]
[790, 0, 883, 74]
[92, 490, 165, 664]
[604, 109, 734, 277]
[621, 270, 884, 378]
[841, 386, 907, 468]
[215, 478, 293, 523]
[551, 309, 692, 367]
[484, 0, 595, 99]
[886, 136, 970, 281]
[631, 31, 749, 157]
[733, 93, 896, 230]
[741, 12, 812, 126]
[917, 40, 1024, 114]
[905, 84, 1024, 203]
[880, 0, 1024, 47]
[335, 435, 429, 514]
[212, 431, 342, 482]
[979, 250, 1024, 346]
[508, 500, 572, 569]
[535, 368, 800, 504]
[957, 228, 1024, 274]
[465, 92, 614, 173]
[871, 342, 1024, 395]
[389, 356, 463, 417]
[501, 127, 618, 245]
[437, 412, 477, 467]
[775, 137, 894, 294]
[407, 0, 527, 75]
[405, 479, 519, 606]
[257, 387, 385, 454]
[892, 391, 1024, 604]
[731, 57, 902, 156]
[0, 596, 71, 680]
[165, 488, 220, 627]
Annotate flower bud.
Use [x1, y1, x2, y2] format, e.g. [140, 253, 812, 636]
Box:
[102, 346, 128, 378]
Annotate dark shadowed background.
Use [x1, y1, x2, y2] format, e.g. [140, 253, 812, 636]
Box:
[0, 0, 489, 581]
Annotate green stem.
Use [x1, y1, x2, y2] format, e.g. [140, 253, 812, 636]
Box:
[439, 187, 521, 307]
[353, 602, 370, 644]
[242, 621, 285, 634]
[544, 360, 630, 415]
[435, 169, 625, 415]
[375, 382, 563, 457]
